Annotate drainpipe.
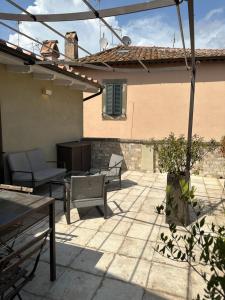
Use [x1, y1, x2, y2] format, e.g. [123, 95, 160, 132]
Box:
[83, 86, 104, 102]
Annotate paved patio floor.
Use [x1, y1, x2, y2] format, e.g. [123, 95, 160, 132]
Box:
[17, 171, 224, 300]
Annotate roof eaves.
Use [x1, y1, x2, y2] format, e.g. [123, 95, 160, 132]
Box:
[0, 39, 101, 89]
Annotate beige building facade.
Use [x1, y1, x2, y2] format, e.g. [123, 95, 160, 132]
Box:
[0, 40, 100, 169]
[0, 64, 83, 162]
[79, 46, 225, 142]
[83, 61, 225, 142]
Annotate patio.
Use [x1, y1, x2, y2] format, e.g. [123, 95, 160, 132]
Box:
[14, 170, 224, 300]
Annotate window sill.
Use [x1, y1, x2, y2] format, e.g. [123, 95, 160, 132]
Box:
[102, 113, 127, 120]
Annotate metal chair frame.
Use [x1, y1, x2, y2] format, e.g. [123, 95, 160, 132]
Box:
[0, 229, 50, 300]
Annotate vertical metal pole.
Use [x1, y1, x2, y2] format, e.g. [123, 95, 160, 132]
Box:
[49, 201, 56, 281]
[186, 0, 196, 177]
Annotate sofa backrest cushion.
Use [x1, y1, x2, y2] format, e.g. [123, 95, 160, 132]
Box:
[8, 152, 31, 173]
[26, 148, 47, 172]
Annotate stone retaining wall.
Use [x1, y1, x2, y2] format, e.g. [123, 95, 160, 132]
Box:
[82, 138, 225, 178]
[197, 149, 225, 178]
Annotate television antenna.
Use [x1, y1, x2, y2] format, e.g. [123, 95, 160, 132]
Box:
[99, 33, 108, 51]
[17, 20, 21, 46]
[172, 32, 176, 48]
[122, 35, 132, 46]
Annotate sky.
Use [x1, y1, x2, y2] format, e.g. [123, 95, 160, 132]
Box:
[0, 0, 225, 57]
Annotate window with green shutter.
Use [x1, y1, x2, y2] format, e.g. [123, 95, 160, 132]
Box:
[103, 79, 127, 118]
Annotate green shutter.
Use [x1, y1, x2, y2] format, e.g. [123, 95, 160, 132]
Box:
[113, 84, 122, 115]
[105, 84, 114, 115]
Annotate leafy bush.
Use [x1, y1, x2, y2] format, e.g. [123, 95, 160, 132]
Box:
[157, 133, 217, 175]
[156, 180, 225, 299]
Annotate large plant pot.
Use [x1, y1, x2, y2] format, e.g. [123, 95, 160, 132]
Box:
[166, 172, 190, 226]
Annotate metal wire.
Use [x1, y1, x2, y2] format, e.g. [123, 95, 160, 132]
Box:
[0, 0, 177, 22]
[176, 1, 190, 70]
[5, 0, 113, 70]
[0, 21, 115, 72]
[0, 21, 69, 60]
[2, 0, 193, 76]
[81, 0, 150, 72]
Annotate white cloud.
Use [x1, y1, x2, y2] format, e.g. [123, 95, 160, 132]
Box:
[122, 7, 225, 49]
[7, 0, 225, 57]
[204, 8, 223, 21]
[122, 15, 178, 48]
[195, 7, 225, 48]
[8, 0, 118, 57]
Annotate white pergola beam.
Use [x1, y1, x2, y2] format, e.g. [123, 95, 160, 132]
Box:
[6, 64, 31, 73]
[33, 72, 55, 80]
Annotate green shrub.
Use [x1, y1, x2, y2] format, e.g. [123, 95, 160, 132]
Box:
[157, 133, 217, 175]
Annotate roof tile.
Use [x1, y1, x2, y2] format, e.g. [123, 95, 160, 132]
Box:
[79, 45, 225, 64]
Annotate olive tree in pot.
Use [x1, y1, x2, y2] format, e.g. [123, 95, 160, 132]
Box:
[157, 133, 216, 226]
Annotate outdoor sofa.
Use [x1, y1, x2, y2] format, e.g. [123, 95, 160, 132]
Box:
[6, 148, 66, 188]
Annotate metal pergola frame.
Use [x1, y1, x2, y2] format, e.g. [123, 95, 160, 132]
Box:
[0, 0, 196, 175]
[0, 0, 179, 22]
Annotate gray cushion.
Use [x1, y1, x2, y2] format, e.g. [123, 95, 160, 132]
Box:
[8, 152, 31, 173]
[26, 149, 47, 172]
[33, 168, 66, 182]
[12, 172, 32, 183]
[12, 167, 66, 187]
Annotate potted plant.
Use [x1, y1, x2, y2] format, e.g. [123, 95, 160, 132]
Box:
[156, 183, 225, 299]
[157, 133, 216, 225]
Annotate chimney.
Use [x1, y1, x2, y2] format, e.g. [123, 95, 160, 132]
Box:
[40, 40, 60, 60]
[65, 31, 78, 60]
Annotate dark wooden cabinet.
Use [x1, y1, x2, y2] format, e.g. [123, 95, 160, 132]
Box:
[56, 141, 91, 172]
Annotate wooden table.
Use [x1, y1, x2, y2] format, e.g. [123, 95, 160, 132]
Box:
[0, 190, 56, 281]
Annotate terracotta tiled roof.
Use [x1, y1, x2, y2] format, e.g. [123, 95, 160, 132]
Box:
[79, 45, 225, 64]
[0, 39, 101, 89]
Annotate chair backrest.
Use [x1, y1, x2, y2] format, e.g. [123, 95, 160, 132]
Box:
[108, 154, 123, 176]
[7, 152, 31, 173]
[26, 148, 47, 172]
[70, 175, 105, 201]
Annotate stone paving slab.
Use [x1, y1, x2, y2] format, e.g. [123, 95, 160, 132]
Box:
[17, 171, 225, 299]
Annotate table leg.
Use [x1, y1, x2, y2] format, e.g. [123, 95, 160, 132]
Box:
[66, 193, 71, 225]
[49, 182, 52, 197]
[49, 202, 56, 281]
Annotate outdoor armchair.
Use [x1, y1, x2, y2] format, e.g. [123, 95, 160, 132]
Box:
[65, 174, 107, 224]
[90, 154, 123, 188]
[0, 229, 50, 300]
